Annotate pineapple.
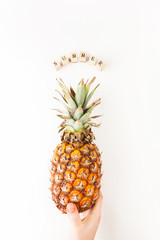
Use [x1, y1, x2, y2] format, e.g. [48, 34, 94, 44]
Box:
[50, 77, 102, 214]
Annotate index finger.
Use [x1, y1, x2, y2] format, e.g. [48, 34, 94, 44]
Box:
[90, 191, 103, 216]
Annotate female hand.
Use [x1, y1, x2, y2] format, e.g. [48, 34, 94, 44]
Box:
[67, 191, 103, 240]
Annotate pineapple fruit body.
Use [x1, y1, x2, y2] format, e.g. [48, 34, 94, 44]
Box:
[50, 142, 102, 214]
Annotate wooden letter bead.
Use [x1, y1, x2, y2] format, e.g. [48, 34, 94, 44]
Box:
[53, 60, 62, 71]
[96, 60, 105, 71]
[60, 55, 69, 66]
[79, 52, 87, 62]
[89, 55, 96, 65]
[70, 52, 78, 63]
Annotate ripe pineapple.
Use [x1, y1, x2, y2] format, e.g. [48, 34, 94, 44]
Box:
[50, 77, 102, 214]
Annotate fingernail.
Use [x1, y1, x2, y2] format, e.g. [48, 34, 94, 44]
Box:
[67, 203, 75, 213]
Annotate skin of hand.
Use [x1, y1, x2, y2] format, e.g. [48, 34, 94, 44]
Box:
[67, 191, 103, 240]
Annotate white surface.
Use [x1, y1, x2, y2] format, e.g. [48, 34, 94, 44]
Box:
[0, 0, 160, 239]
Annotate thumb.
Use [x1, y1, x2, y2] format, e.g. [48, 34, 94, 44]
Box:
[67, 203, 81, 228]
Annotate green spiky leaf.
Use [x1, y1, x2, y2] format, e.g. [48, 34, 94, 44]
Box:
[75, 79, 86, 106]
[74, 120, 83, 131]
[74, 106, 84, 120]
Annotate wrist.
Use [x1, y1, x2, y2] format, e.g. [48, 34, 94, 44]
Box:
[69, 235, 94, 240]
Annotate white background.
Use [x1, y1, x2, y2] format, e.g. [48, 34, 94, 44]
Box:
[0, 0, 160, 239]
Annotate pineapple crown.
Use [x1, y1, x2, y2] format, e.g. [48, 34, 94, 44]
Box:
[53, 77, 102, 136]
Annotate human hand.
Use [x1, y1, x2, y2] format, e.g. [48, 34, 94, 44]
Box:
[67, 191, 103, 240]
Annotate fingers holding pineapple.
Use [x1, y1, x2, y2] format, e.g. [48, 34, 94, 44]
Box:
[67, 191, 103, 240]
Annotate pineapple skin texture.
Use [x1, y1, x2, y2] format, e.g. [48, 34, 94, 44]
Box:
[50, 142, 102, 214]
